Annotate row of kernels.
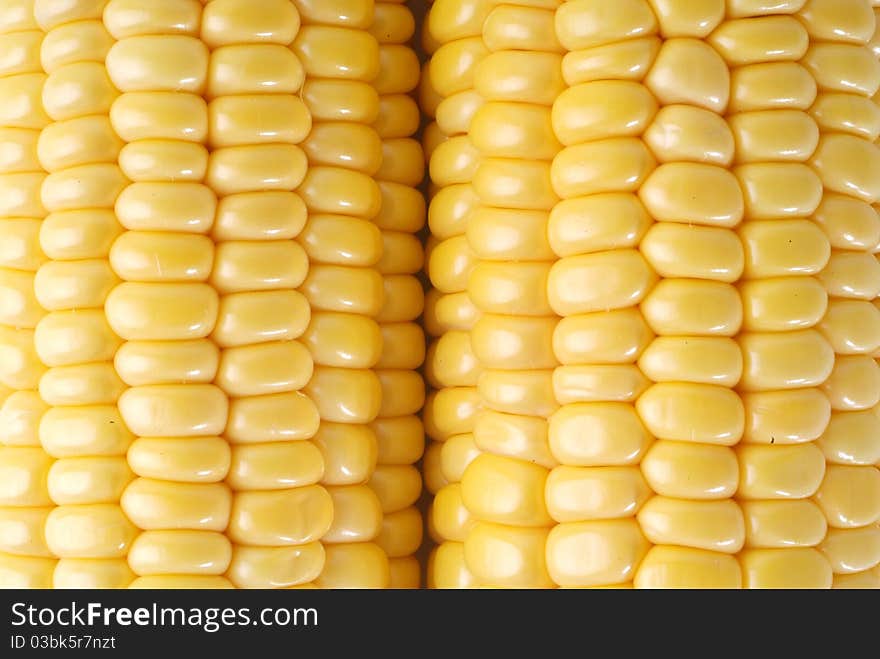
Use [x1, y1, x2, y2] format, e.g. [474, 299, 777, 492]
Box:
[550, 0, 660, 589]
[198, 0, 327, 590]
[422, 0, 485, 590]
[294, 0, 389, 589]
[801, 0, 880, 587]
[103, 0, 231, 590]
[457, 1, 565, 590]
[0, 0, 56, 588]
[370, 1, 425, 590]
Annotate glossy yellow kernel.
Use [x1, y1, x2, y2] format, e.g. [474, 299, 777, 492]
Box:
[641, 441, 737, 500]
[52, 558, 134, 588]
[483, 5, 560, 52]
[216, 341, 313, 399]
[207, 144, 308, 196]
[0, 268, 43, 327]
[742, 388, 830, 446]
[313, 422, 376, 486]
[118, 384, 227, 438]
[638, 497, 745, 553]
[374, 181, 425, 233]
[553, 364, 649, 404]
[47, 457, 134, 505]
[428, 37, 486, 99]
[439, 433, 479, 483]
[819, 410, 880, 465]
[0, 127, 40, 175]
[228, 543, 324, 589]
[562, 37, 661, 86]
[429, 137, 479, 189]
[470, 316, 554, 372]
[0, 554, 54, 588]
[207, 44, 304, 98]
[208, 96, 311, 149]
[638, 383, 744, 446]
[742, 500, 828, 549]
[0, 0, 39, 33]
[109, 232, 213, 283]
[736, 163, 823, 220]
[634, 546, 742, 588]
[0, 327, 44, 390]
[40, 21, 111, 75]
[820, 526, 880, 574]
[376, 369, 425, 418]
[45, 505, 136, 559]
[110, 92, 207, 143]
[105, 283, 218, 341]
[0, 219, 40, 270]
[549, 402, 651, 466]
[376, 137, 424, 186]
[820, 252, 880, 300]
[372, 415, 424, 466]
[461, 453, 551, 527]
[121, 139, 208, 181]
[226, 392, 319, 444]
[730, 110, 819, 165]
[740, 277, 828, 332]
[127, 437, 230, 483]
[555, 0, 657, 50]
[546, 519, 648, 587]
[374, 44, 420, 95]
[647, 0, 724, 38]
[323, 485, 383, 543]
[0, 506, 52, 556]
[810, 93, 880, 141]
[33, 0, 106, 30]
[302, 124, 383, 175]
[469, 261, 552, 316]
[377, 507, 422, 559]
[738, 443, 826, 499]
[812, 133, 880, 203]
[428, 235, 473, 293]
[302, 79, 379, 124]
[228, 485, 333, 547]
[374, 94, 420, 140]
[115, 182, 216, 233]
[823, 356, 880, 411]
[463, 523, 552, 588]
[129, 575, 233, 589]
[41, 164, 126, 213]
[201, 0, 299, 47]
[432, 483, 474, 543]
[475, 51, 565, 107]
[553, 309, 652, 366]
[34, 310, 120, 368]
[738, 330, 834, 391]
[294, 26, 379, 82]
[819, 300, 880, 355]
[730, 62, 817, 115]
[832, 567, 880, 589]
[552, 138, 655, 200]
[39, 363, 125, 407]
[802, 43, 880, 97]
[305, 367, 382, 424]
[106, 36, 208, 93]
[370, 3, 414, 44]
[37, 116, 120, 175]
[39, 405, 133, 458]
[315, 543, 389, 589]
[548, 250, 656, 316]
[740, 548, 832, 589]
[122, 479, 229, 532]
[471, 103, 559, 161]
[0, 391, 46, 447]
[38, 210, 118, 261]
[302, 312, 381, 370]
[0, 447, 52, 507]
[553, 81, 657, 146]
[638, 337, 742, 387]
[727, 0, 807, 18]
[377, 274, 425, 323]
[423, 387, 482, 441]
[103, 0, 201, 38]
[128, 530, 230, 577]
[42, 62, 118, 122]
[370, 464, 422, 515]
[815, 465, 880, 528]
[429, 542, 477, 589]
[644, 105, 734, 166]
[548, 194, 647, 258]
[478, 368, 557, 418]
[299, 166, 382, 219]
[641, 223, 744, 282]
[645, 38, 729, 113]
[212, 290, 309, 348]
[211, 241, 307, 293]
[0, 172, 44, 218]
[710, 16, 808, 66]
[378, 232, 423, 275]
[0, 74, 49, 130]
[546, 466, 649, 522]
[214, 191, 306, 242]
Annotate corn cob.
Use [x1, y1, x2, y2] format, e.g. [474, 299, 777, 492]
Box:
[292, 0, 389, 589]
[423, 0, 487, 589]
[0, 0, 55, 588]
[102, 0, 231, 589]
[368, 0, 426, 590]
[796, 0, 880, 588]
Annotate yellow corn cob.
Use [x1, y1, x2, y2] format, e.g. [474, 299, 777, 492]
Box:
[293, 0, 389, 589]
[0, 0, 56, 588]
[422, 0, 487, 589]
[368, 0, 426, 590]
[796, 0, 880, 588]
